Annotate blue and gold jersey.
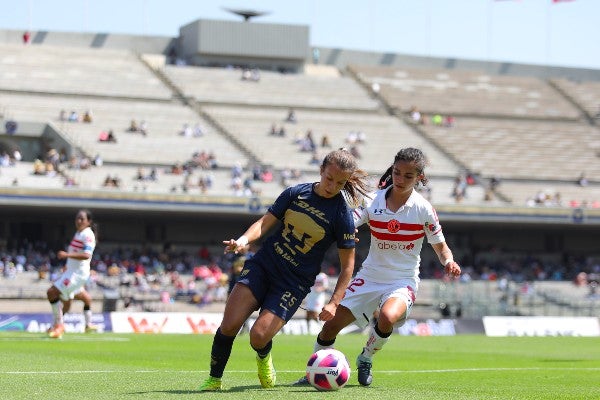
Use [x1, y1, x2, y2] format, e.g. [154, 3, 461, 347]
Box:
[254, 182, 355, 289]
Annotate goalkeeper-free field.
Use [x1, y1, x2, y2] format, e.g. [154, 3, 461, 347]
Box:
[1, 332, 598, 400]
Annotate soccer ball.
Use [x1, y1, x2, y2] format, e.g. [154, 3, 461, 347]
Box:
[305, 349, 351, 391]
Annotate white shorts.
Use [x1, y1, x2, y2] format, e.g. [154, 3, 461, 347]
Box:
[341, 274, 418, 329]
[305, 290, 327, 312]
[53, 269, 89, 301]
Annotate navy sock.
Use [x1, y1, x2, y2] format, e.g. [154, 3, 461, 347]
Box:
[374, 323, 393, 338]
[252, 340, 272, 359]
[209, 328, 236, 378]
[316, 335, 336, 347]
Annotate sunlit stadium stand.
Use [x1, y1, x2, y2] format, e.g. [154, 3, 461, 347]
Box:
[163, 65, 379, 111]
[550, 77, 600, 120]
[349, 64, 581, 119]
[0, 43, 171, 100]
[0, 91, 248, 167]
[201, 104, 460, 177]
[417, 117, 600, 182]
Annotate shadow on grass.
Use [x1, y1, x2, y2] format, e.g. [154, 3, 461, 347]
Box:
[127, 383, 363, 395]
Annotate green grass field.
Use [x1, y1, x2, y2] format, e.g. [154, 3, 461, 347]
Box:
[1, 332, 599, 400]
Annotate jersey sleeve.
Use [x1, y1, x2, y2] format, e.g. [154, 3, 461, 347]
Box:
[267, 186, 295, 220]
[352, 192, 374, 227]
[422, 203, 445, 244]
[335, 200, 356, 249]
[81, 229, 96, 255]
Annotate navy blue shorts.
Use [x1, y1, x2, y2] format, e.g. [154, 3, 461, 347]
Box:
[237, 257, 310, 322]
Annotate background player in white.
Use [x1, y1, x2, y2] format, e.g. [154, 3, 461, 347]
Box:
[304, 271, 330, 330]
[46, 209, 97, 339]
[296, 147, 461, 386]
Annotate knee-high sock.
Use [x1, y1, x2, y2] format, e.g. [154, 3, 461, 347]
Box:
[50, 300, 63, 325]
[84, 305, 92, 326]
[209, 328, 236, 378]
[361, 323, 392, 359]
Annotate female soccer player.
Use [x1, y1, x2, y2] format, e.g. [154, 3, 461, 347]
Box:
[198, 149, 370, 391]
[295, 147, 461, 387]
[46, 209, 97, 339]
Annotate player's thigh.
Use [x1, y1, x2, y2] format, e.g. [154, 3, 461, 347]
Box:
[220, 283, 259, 335]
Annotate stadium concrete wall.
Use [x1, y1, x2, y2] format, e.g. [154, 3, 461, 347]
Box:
[2, 25, 599, 81]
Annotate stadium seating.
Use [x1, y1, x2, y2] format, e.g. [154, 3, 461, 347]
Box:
[3, 43, 598, 208]
[550, 77, 600, 120]
[0, 43, 171, 99]
[163, 65, 380, 111]
[348, 64, 581, 119]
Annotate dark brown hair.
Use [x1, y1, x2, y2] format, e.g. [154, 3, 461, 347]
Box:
[378, 147, 429, 189]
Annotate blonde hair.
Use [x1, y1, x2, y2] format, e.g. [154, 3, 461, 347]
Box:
[321, 148, 371, 207]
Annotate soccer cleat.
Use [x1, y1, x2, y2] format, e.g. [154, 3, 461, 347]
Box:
[256, 353, 276, 388]
[48, 324, 65, 339]
[84, 324, 99, 333]
[356, 353, 373, 386]
[198, 376, 222, 391]
[292, 375, 309, 386]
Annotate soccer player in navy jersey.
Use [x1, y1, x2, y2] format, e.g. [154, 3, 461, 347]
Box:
[295, 147, 462, 387]
[198, 149, 370, 391]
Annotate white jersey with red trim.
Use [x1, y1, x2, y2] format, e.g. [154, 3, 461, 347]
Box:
[65, 227, 96, 274]
[353, 187, 445, 283]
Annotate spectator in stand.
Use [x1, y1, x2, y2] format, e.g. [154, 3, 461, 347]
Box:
[409, 106, 421, 124]
[82, 110, 93, 123]
[577, 172, 588, 187]
[139, 120, 148, 136]
[300, 130, 316, 152]
[285, 108, 297, 123]
[350, 145, 361, 159]
[23, 31, 31, 44]
[443, 115, 455, 128]
[193, 123, 204, 137]
[321, 134, 332, 148]
[127, 119, 138, 132]
[180, 123, 193, 137]
[5, 120, 18, 135]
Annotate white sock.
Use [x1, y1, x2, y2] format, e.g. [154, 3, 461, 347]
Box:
[313, 339, 335, 353]
[84, 309, 92, 326]
[361, 325, 390, 359]
[51, 301, 63, 325]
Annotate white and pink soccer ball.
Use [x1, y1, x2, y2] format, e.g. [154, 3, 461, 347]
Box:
[305, 349, 351, 391]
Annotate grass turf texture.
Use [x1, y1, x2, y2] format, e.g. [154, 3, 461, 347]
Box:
[0, 332, 598, 399]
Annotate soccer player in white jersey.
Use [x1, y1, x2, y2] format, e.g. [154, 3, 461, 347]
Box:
[295, 147, 461, 387]
[304, 272, 330, 326]
[46, 209, 97, 339]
